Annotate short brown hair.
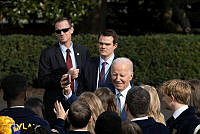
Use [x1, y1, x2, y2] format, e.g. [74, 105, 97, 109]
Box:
[68, 100, 91, 129]
[159, 79, 191, 104]
[126, 86, 150, 116]
[98, 29, 118, 44]
[54, 17, 72, 27]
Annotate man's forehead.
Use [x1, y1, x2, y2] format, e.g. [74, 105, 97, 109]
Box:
[112, 65, 130, 72]
[55, 20, 69, 27]
[99, 35, 114, 40]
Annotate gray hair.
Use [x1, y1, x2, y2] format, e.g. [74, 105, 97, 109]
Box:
[111, 57, 133, 73]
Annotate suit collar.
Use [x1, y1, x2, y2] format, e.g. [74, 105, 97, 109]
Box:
[55, 44, 66, 67]
[167, 106, 196, 127]
[73, 44, 81, 68]
[131, 116, 148, 121]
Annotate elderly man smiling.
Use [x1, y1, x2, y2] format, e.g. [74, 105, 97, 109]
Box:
[111, 57, 134, 120]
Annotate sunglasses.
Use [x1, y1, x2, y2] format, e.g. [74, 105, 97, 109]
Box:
[55, 27, 71, 34]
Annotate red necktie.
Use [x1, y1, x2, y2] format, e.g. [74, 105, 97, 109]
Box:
[66, 49, 74, 91]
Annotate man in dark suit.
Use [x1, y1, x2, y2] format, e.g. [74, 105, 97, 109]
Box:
[38, 17, 89, 127]
[111, 57, 134, 120]
[160, 79, 200, 134]
[125, 86, 169, 134]
[79, 29, 118, 92]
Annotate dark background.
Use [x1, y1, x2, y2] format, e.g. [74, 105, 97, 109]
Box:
[0, 0, 200, 35]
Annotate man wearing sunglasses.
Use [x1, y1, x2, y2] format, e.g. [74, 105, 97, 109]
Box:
[38, 17, 89, 127]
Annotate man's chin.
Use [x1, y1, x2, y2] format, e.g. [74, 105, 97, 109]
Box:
[115, 85, 124, 91]
[60, 41, 67, 44]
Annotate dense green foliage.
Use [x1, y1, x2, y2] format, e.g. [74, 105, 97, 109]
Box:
[0, 0, 97, 27]
[0, 34, 199, 87]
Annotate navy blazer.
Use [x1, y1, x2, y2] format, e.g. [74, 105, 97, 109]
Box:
[133, 117, 169, 134]
[79, 57, 114, 92]
[0, 108, 50, 131]
[167, 106, 200, 134]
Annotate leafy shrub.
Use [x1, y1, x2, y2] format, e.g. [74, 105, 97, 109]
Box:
[0, 34, 199, 87]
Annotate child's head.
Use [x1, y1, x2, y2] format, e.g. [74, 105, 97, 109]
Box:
[159, 79, 191, 110]
[160, 79, 191, 104]
[68, 100, 92, 129]
[24, 97, 44, 118]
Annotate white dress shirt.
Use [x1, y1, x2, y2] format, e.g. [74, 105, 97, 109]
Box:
[60, 42, 78, 90]
[173, 105, 189, 119]
[115, 84, 131, 111]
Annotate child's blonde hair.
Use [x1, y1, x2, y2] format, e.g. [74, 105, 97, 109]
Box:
[160, 79, 191, 104]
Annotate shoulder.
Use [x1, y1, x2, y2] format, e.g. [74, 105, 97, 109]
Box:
[41, 44, 59, 53]
[150, 119, 169, 134]
[39, 44, 60, 59]
[85, 57, 99, 66]
[73, 44, 88, 52]
[23, 108, 50, 128]
[136, 117, 169, 133]
[73, 44, 88, 49]
[0, 108, 9, 115]
[88, 57, 99, 62]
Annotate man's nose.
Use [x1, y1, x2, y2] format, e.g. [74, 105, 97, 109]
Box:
[101, 44, 106, 48]
[115, 75, 121, 81]
[60, 31, 64, 35]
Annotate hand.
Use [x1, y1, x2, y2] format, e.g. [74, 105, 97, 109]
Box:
[68, 68, 79, 79]
[60, 74, 72, 95]
[51, 129, 59, 133]
[54, 101, 68, 120]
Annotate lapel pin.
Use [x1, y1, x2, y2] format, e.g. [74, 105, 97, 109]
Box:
[77, 53, 79, 56]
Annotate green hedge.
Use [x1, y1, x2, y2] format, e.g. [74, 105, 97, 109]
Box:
[0, 34, 199, 87]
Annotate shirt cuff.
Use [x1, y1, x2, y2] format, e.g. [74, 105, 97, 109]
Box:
[62, 89, 72, 100]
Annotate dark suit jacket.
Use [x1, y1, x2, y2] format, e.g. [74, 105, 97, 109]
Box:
[38, 43, 89, 127]
[167, 106, 200, 134]
[79, 57, 114, 92]
[38, 43, 89, 92]
[133, 117, 169, 134]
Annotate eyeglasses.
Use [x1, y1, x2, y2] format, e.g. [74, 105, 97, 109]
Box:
[55, 27, 71, 34]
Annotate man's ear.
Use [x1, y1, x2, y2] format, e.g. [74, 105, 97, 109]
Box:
[114, 43, 118, 49]
[129, 72, 134, 81]
[88, 115, 93, 123]
[170, 95, 176, 102]
[70, 27, 74, 34]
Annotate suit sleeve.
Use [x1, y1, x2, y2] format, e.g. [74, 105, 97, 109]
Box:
[38, 49, 66, 90]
